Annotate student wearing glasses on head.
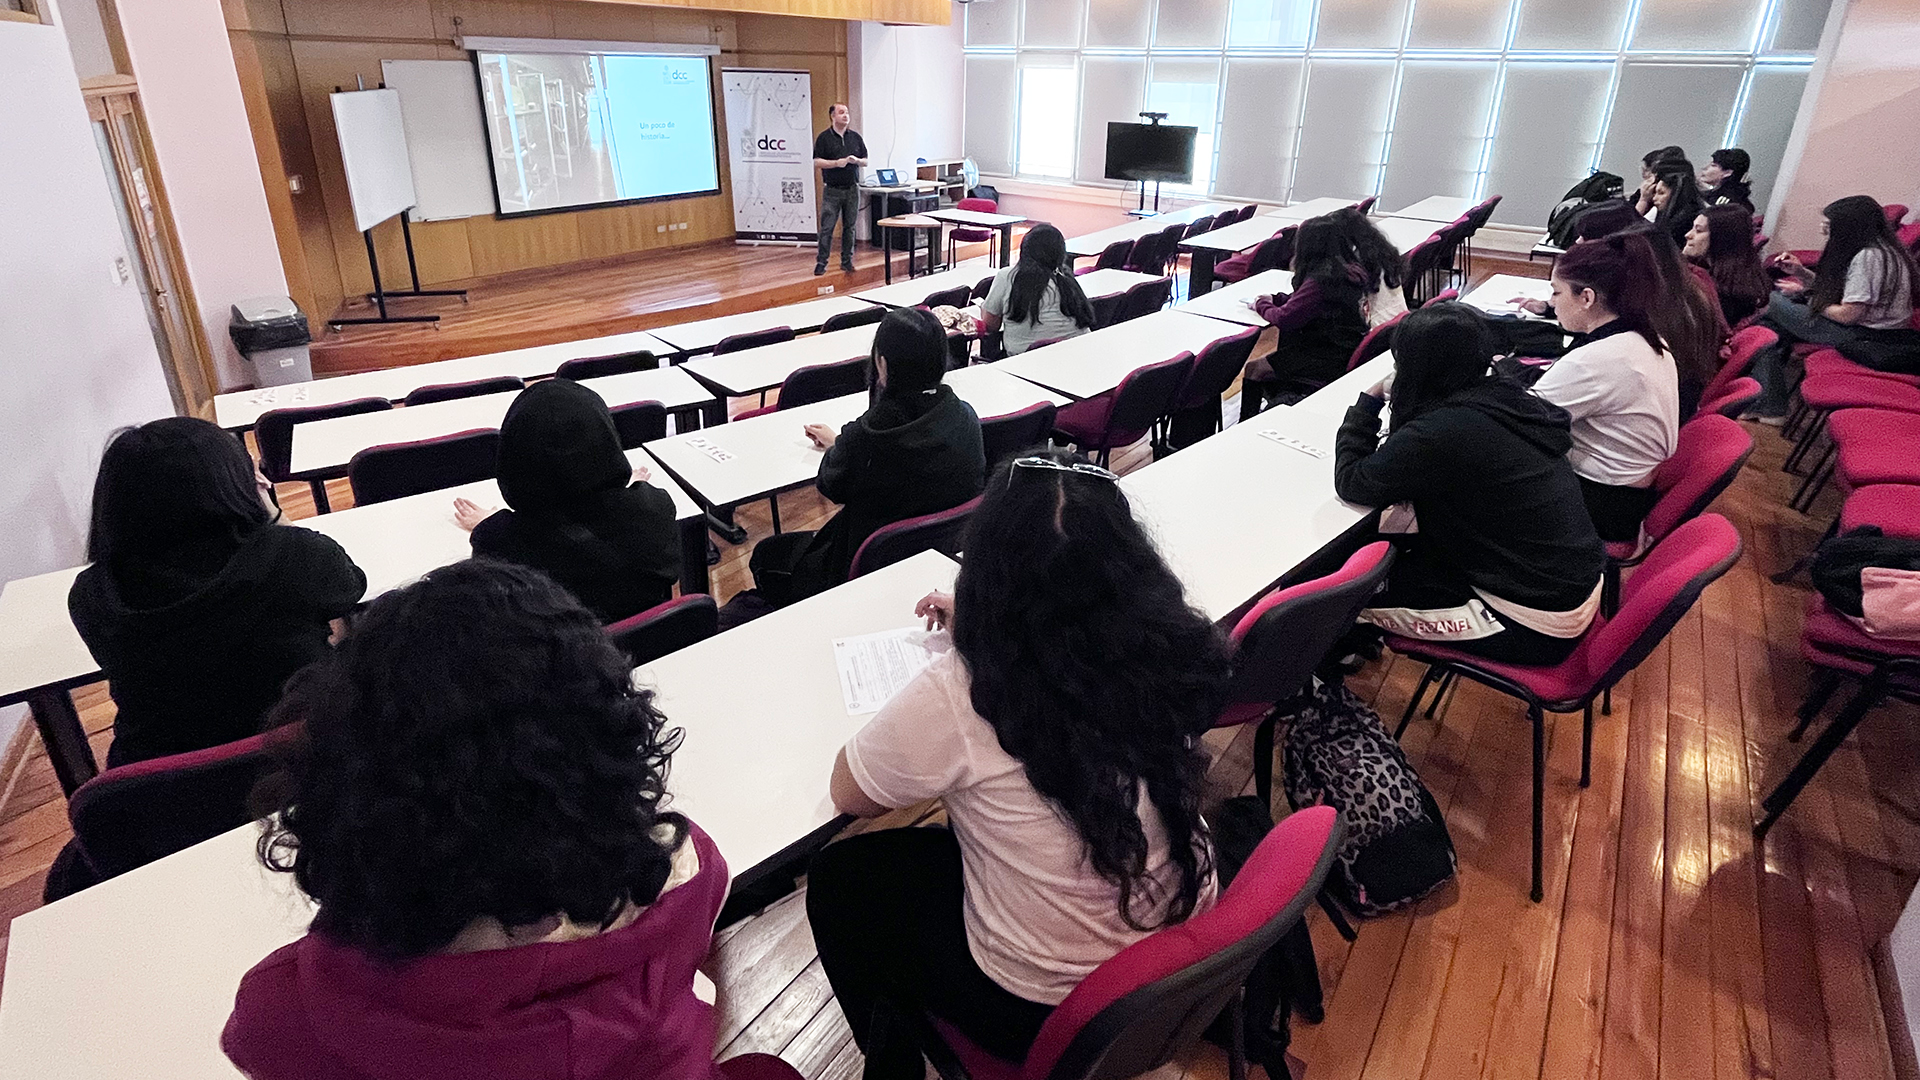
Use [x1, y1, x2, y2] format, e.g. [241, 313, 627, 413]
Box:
[806, 448, 1229, 1078]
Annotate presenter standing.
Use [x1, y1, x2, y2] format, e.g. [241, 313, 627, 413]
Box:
[813, 103, 868, 276]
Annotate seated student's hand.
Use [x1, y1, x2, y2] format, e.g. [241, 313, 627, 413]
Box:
[631, 464, 652, 484]
[915, 590, 955, 631]
[1366, 373, 1393, 401]
[1515, 298, 1551, 316]
[452, 497, 496, 532]
[1777, 278, 1806, 297]
[804, 423, 838, 450]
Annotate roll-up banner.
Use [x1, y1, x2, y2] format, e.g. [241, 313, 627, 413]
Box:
[720, 68, 817, 244]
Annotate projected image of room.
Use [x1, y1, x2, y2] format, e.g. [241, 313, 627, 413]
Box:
[475, 50, 720, 215]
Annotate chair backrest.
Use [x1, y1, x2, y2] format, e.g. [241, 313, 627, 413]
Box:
[1718, 325, 1779, 380]
[1175, 326, 1262, 410]
[1642, 413, 1754, 547]
[957, 196, 998, 214]
[1346, 311, 1406, 371]
[1421, 288, 1460, 308]
[1575, 514, 1742, 693]
[1885, 203, 1909, 227]
[979, 402, 1058, 474]
[1700, 376, 1761, 420]
[61, 727, 290, 892]
[1465, 194, 1503, 231]
[1123, 231, 1167, 275]
[712, 326, 795, 355]
[556, 350, 657, 382]
[971, 274, 997, 300]
[1246, 228, 1297, 276]
[609, 400, 668, 448]
[1120, 277, 1174, 322]
[923, 284, 974, 310]
[1103, 353, 1195, 443]
[402, 375, 525, 407]
[1223, 542, 1396, 716]
[1181, 216, 1215, 239]
[1094, 239, 1135, 271]
[253, 397, 392, 481]
[779, 356, 869, 410]
[1018, 806, 1343, 1080]
[1237, 204, 1259, 222]
[1354, 196, 1377, 215]
[347, 427, 501, 505]
[848, 495, 982, 579]
[821, 305, 887, 334]
[1090, 290, 1129, 330]
[605, 594, 719, 666]
[1403, 233, 1450, 300]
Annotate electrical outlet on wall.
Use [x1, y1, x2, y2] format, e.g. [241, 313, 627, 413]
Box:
[110, 256, 131, 285]
[656, 224, 667, 233]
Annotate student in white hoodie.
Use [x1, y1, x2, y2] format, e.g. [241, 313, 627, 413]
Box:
[1532, 231, 1681, 544]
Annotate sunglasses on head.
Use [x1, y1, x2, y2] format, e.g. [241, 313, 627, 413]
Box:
[1007, 455, 1119, 484]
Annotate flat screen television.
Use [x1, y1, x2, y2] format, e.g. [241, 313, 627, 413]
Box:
[1104, 122, 1197, 184]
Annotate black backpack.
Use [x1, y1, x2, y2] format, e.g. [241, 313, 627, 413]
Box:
[1545, 173, 1625, 247]
[1281, 678, 1456, 915]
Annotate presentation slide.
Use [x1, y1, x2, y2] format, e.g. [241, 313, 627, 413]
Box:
[474, 51, 721, 216]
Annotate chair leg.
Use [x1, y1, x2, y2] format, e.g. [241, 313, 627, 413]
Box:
[1789, 667, 1842, 741]
[1530, 703, 1545, 902]
[308, 479, 331, 514]
[768, 494, 781, 536]
[1602, 562, 1621, 618]
[1756, 669, 1886, 837]
[1787, 447, 1836, 514]
[1253, 715, 1276, 812]
[1395, 665, 1440, 739]
[1784, 411, 1829, 474]
[1581, 702, 1594, 788]
[1425, 670, 1456, 720]
[1318, 890, 1358, 942]
[1227, 986, 1251, 1080]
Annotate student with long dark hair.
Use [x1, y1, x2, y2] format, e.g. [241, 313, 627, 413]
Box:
[452, 378, 678, 623]
[1632, 144, 1688, 217]
[980, 223, 1095, 355]
[1237, 215, 1370, 417]
[807, 447, 1227, 1078]
[1647, 161, 1707, 249]
[1622, 220, 1727, 419]
[69, 417, 365, 767]
[1331, 206, 1408, 326]
[1698, 148, 1754, 211]
[747, 307, 985, 606]
[1533, 232, 1681, 543]
[222, 562, 781, 1080]
[1750, 194, 1919, 419]
[1685, 203, 1772, 325]
[1335, 305, 1605, 664]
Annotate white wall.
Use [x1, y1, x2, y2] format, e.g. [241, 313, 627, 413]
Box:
[115, 0, 288, 391]
[850, 5, 965, 178]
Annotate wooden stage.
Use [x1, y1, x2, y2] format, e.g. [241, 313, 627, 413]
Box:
[312, 240, 925, 377]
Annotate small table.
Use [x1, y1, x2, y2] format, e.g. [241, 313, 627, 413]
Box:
[923, 207, 1029, 268]
[993, 309, 1247, 401]
[1178, 269, 1293, 327]
[876, 215, 945, 283]
[1384, 195, 1478, 224]
[1460, 273, 1553, 318]
[853, 258, 995, 308]
[1372, 216, 1442, 255]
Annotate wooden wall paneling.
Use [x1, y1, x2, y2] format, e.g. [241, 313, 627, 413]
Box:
[463, 209, 585, 276]
[280, 0, 435, 40]
[227, 30, 318, 320]
[428, 0, 556, 41]
[584, 0, 946, 25]
[239, 30, 345, 318]
[546, 4, 733, 48]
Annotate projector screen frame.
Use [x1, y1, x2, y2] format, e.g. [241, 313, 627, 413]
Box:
[466, 43, 726, 220]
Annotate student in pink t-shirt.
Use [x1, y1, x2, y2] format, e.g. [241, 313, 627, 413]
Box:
[807, 447, 1232, 1079]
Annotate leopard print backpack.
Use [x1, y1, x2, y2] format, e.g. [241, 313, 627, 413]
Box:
[1281, 677, 1456, 916]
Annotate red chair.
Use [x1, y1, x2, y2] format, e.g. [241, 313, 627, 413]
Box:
[1167, 325, 1262, 446]
[1421, 288, 1459, 308]
[1235, 203, 1259, 222]
[1346, 311, 1406, 371]
[1089, 288, 1129, 330]
[1603, 413, 1753, 609]
[1785, 367, 1920, 477]
[716, 1054, 806, 1080]
[1792, 407, 1920, 513]
[1180, 215, 1217, 240]
[44, 726, 294, 902]
[1885, 203, 1910, 227]
[712, 326, 794, 357]
[1700, 376, 1761, 419]
[1900, 221, 1920, 249]
[347, 427, 500, 505]
[1053, 353, 1194, 467]
[979, 402, 1058, 476]
[402, 375, 524, 406]
[254, 397, 393, 513]
[609, 400, 668, 448]
[1213, 228, 1294, 286]
[1389, 514, 1743, 900]
[848, 496, 981, 579]
[1803, 346, 1920, 390]
[1700, 325, 1779, 408]
[736, 356, 868, 419]
[605, 594, 718, 666]
[1840, 483, 1920, 538]
[1756, 597, 1920, 836]
[1084, 239, 1134, 274]
[1116, 277, 1173, 323]
[918, 805, 1343, 1080]
[1402, 232, 1450, 306]
[821, 305, 887, 333]
[556, 350, 657, 381]
[1219, 542, 1396, 807]
[947, 197, 1001, 265]
[1355, 196, 1377, 215]
[922, 284, 975, 311]
[1121, 231, 1165, 276]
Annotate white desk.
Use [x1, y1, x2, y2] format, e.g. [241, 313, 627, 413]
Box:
[852, 258, 994, 307]
[1180, 214, 1301, 296]
[1373, 216, 1443, 254]
[289, 367, 714, 477]
[0, 568, 98, 794]
[680, 325, 879, 399]
[644, 365, 1067, 511]
[1384, 195, 1477, 224]
[1180, 269, 1293, 326]
[1074, 268, 1166, 302]
[1261, 196, 1364, 224]
[645, 296, 879, 355]
[1063, 204, 1236, 258]
[994, 309, 1243, 401]
[1460, 273, 1552, 317]
[0, 553, 961, 1080]
[1122, 405, 1371, 624]
[1291, 353, 1396, 417]
[211, 329, 674, 431]
[922, 208, 1027, 267]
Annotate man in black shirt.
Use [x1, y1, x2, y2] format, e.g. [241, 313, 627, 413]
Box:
[813, 103, 868, 275]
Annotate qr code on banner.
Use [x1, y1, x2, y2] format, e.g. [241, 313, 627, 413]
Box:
[781, 180, 804, 205]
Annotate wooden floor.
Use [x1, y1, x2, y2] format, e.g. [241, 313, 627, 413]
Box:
[3, 266, 1917, 1079]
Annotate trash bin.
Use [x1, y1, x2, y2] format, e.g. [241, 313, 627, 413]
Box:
[229, 296, 313, 387]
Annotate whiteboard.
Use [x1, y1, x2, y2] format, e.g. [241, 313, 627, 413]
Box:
[329, 89, 417, 233]
[380, 60, 496, 222]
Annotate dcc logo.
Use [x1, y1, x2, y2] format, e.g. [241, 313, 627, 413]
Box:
[757, 135, 788, 151]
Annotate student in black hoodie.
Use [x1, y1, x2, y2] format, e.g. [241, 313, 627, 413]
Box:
[69, 417, 366, 767]
[1334, 304, 1606, 665]
[453, 379, 680, 623]
[748, 307, 985, 607]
